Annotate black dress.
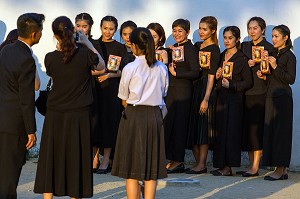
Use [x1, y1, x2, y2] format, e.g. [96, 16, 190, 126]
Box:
[92, 38, 127, 149]
[262, 46, 296, 167]
[164, 40, 200, 162]
[213, 50, 252, 169]
[34, 47, 99, 198]
[187, 42, 220, 149]
[241, 38, 275, 151]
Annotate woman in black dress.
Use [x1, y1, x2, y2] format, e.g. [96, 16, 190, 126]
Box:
[240, 17, 275, 177]
[186, 16, 220, 174]
[147, 22, 170, 65]
[34, 16, 105, 198]
[258, 25, 296, 181]
[93, 16, 127, 174]
[164, 19, 200, 173]
[211, 26, 252, 176]
[111, 27, 168, 199]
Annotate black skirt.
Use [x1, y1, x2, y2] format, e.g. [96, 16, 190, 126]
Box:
[187, 78, 217, 149]
[111, 105, 167, 181]
[34, 107, 93, 198]
[262, 95, 293, 167]
[241, 94, 265, 151]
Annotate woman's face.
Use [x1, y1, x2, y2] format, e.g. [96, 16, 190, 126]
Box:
[172, 26, 189, 43]
[75, 19, 91, 36]
[101, 21, 116, 41]
[149, 29, 160, 48]
[122, 27, 134, 47]
[248, 20, 264, 42]
[272, 29, 288, 50]
[223, 30, 238, 50]
[198, 22, 213, 41]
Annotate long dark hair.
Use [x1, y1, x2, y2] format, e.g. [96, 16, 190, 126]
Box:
[0, 29, 18, 50]
[75, 13, 94, 36]
[223, 26, 241, 49]
[52, 16, 76, 63]
[130, 27, 156, 67]
[273, 24, 293, 49]
[147, 22, 166, 47]
[200, 16, 218, 45]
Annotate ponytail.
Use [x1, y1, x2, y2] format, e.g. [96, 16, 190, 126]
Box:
[273, 24, 293, 49]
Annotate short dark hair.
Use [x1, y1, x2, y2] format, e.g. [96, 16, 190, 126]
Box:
[147, 22, 166, 47]
[120, 20, 137, 37]
[172, 19, 190, 33]
[130, 27, 156, 67]
[223, 26, 241, 49]
[100, 15, 118, 31]
[17, 13, 45, 38]
[247, 16, 266, 35]
[273, 24, 293, 49]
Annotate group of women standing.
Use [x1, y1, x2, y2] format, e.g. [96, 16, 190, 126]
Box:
[28, 12, 296, 199]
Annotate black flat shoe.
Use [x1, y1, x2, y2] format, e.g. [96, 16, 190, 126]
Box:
[167, 163, 185, 174]
[96, 166, 111, 174]
[185, 168, 207, 174]
[264, 175, 285, 181]
[211, 169, 232, 176]
[242, 172, 259, 177]
[236, 170, 245, 175]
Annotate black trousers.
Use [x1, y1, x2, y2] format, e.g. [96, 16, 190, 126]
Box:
[0, 133, 27, 199]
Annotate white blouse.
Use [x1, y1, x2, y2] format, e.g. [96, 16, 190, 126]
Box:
[118, 55, 169, 106]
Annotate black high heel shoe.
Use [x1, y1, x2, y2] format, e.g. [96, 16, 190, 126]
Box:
[96, 165, 112, 174]
[167, 163, 185, 174]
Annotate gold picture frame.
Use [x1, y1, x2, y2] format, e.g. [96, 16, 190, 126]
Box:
[222, 61, 234, 79]
[199, 51, 211, 69]
[107, 55, 122, 72]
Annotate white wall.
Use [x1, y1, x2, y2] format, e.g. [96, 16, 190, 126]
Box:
[1, 0, 299, 170]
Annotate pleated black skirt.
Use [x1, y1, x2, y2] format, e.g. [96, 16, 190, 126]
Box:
[262, 95, 293, 167]
[34, 107, 93, 198]
[111, 105, 167, 181]
[241, 94, 265, 151]
[187, 78, 217, 149]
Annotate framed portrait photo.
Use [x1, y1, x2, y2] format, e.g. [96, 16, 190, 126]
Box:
[260, 50, 271, 74]
[107, 55, 122, 72]
[199, 51, 211, 69]
[172, 46, 184, 62]
[155, 50, 168, 63]
[252, 46, 264, 63]
[222, 61, 234, 80]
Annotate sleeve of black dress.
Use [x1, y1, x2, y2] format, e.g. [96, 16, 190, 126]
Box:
[208, 46, 220, 75]
[45, 53, 51, 77]
[229, 57, 253, 92]
[87, 48, 100, 68]
[176, 44, 200, 80]
[272, 52, 296, 85]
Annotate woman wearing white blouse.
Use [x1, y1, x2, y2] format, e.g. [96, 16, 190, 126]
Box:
[111, 27, 168, 199]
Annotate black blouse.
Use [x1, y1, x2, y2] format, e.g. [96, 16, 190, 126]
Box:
[46, 47, 99, 110]
[194, 42, 220, 77]
[170, 39, 200, 87]
[266, 46, 296, 97]
[216, 50, 252, 96]
[241, 38, 275, 95]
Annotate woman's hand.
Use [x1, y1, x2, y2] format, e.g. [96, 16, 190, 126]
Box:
[268, 56, 277, 69]
[97, 73, 110, 83]
[168, 63, 176, 76]
[222, 78, 229, 88]
[199, 99, 209, 114]
[216, 67, 222, 80]
[248, 59, 255, 67]
[76, 30, 89, 44]
[257, 70, 266, 80]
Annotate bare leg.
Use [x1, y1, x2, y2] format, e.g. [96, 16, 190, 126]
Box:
[144, 180, 157, 199]
[99, 148, 112, 169]
[126, 179, 140, 199]
[247, 151, 254, 170]
[191, 144, 208, 171]
[192, 145, 200, 164]
[93, 147, 100, 169]
[269, 166, 285, 178]
[250, 150, 262, 173]
[167, 161, 182, 170]
[43, 193, 53, 199]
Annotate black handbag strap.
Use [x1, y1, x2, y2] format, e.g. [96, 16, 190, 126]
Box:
[46, 78, 52, 91]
